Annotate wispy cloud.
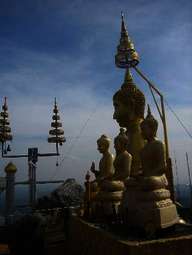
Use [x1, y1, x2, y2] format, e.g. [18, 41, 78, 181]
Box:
[0, 0, 191, 185]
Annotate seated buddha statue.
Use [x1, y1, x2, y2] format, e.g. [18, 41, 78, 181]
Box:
[113, 128, 132, 181]
[122, 106, 178, 234]
[125, 106, 169, 192]
[93, 130, 132, 217]
[99, 128, 132, 192]
[139, 105, 168, 190]
[90, 135, 114, 192]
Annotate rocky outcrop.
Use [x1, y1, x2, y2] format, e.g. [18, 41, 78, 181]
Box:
[36, 178, 84, 209]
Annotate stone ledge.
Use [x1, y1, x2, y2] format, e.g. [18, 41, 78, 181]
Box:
[68, 215, 192, 255]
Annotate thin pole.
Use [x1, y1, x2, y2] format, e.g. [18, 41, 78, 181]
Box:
[134, 66, 162, 96]
[174, 151, 180, 201]
[55, 98, 59, 155]
[133, 66, 175, 201]
[186, 152, 192, 207]
[160, 96, 169, 159]
[1, 143, 4, 157]
[32, 163, 36, 207]
[28, 161, 33, 206]
[134, 66, 169, 157]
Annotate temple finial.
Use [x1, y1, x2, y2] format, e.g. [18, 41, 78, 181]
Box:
[3, 97, 8, 111]
[121, 11, 123, 19]
[121, 68, 135, 89]
[115, 13, 139, 68]
[145, 104, 157, 123]
[124, 68, 133, 83]
[54, 97, 58, 111]
[147, 104, 152, 117]
[4, 97, 7, 105]
[121, 12, 127, 33]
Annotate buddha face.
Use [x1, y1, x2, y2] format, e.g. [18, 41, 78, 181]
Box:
[114, 138, 126, 154]
[113, 99, 134, 127]
[140, 123, 156, 141]
[97, 141, 109, 154]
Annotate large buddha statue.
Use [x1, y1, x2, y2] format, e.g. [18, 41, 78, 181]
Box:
[113, 68, 145, 176]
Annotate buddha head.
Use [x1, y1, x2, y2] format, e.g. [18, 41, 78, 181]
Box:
[97, 134, 111, 154]
[114, 128, 129, 153]
[113, 69, 145, 127]
[140, 105, 158, 140]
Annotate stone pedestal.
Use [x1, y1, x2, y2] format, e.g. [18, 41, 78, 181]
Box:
[92, 180, 124, 218]
[121, 177, 179, 236]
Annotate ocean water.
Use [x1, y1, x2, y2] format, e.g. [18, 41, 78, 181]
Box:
[0, 183, 60, 213]
[175, 184, 192, 208]
[0, 183, 191, 214]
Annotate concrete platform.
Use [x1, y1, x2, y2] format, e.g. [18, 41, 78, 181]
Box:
[68, 215, 192, 255]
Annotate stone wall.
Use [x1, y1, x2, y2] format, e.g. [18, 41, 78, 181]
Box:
[67, 215, 192, 255]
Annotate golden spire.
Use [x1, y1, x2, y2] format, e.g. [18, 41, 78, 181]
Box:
[115, 12, 139, 68]
[147, 104, 152, 117]
[143, 104, 157, 126]
[124, 68, 133, 83]
[121, 12, 127, 34]
[121, 68, 136, 89]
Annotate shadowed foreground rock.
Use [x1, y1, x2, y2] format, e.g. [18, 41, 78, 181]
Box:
[8, 215, 46, 255]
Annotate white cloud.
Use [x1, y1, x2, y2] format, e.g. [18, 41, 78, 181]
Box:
[0, 0, 192, 190]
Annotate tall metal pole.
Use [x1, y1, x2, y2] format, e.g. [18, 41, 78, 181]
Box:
[160, 95, 175, 202]
[133, 66, 169, 157]
[28, 160, 33, 206]
[160, 96, 169, 159]
[186, 152, 192, 207]
[32, 162, 37, 207]
[134, 66, 175, 201]
[28, 148, 38, 207]
[174, 151, 180, 201]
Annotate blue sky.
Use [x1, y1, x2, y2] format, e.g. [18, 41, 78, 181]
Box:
[0, 0, 192, 186]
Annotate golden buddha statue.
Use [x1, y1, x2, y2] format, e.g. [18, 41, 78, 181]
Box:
[139, 106, 168, 189]
[90, 134, 114, 183]
[113, 68, 145, 176]
[121, 106, 178, 236]
[113, 128, 132, 181]
[88, 134, 114, 215]
[93, 129, 131, 217]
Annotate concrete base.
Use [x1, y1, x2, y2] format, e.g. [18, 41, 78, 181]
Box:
[68, 215, 192, 255]
[123, 203, 179, 231]
[121, 186, 179, 234]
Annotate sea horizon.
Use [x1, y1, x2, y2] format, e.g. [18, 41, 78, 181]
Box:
[0, 183, 191, 215]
